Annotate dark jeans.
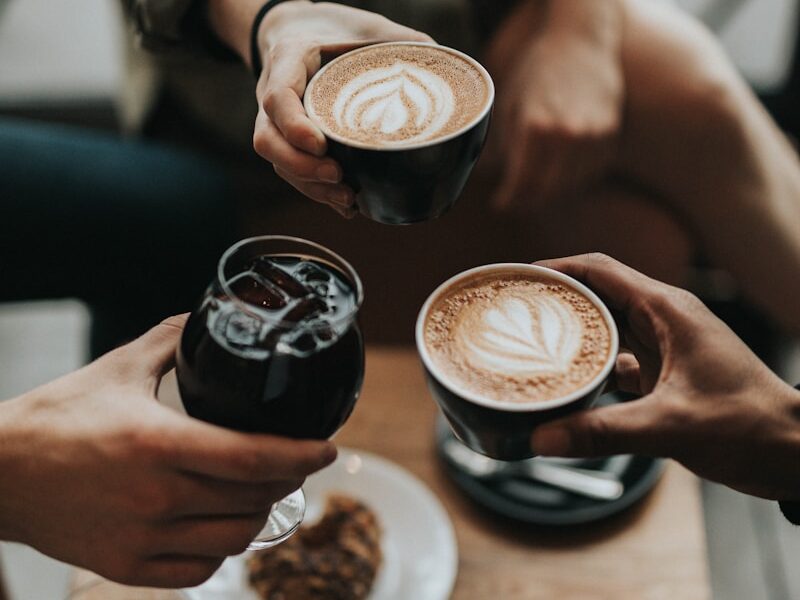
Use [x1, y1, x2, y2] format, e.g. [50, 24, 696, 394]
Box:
[0, 118, 236, 358]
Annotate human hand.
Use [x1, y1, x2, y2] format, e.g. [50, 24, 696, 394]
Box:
[252, 1, 432, 217]
[487, 2, 624, 212]
[531, 254, 800, 502]
[0, 315, 336, 587]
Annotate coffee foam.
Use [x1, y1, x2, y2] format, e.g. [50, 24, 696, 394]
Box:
[307, 45, 489, 147]
[424, 274, 612, 404]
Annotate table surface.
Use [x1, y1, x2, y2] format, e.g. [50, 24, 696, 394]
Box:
[72, 346, 711, 599]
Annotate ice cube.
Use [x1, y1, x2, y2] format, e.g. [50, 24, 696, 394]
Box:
[293, 261, 334, 284]
[282, 295, 327, 323]
[311, 319, 336, 343]
[229, 273, 287, 310]
[250, 257, 311, 298]
[311, 281, 331, 297]
[225, 311, 261, 347]
[284, 330, 318, 354]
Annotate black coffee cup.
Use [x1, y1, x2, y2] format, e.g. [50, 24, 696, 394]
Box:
[304, 42, 494, 225]
[415, 264, 619, 461]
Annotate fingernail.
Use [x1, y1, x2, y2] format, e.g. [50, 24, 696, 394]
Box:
[316, 164, 340, 183]
[531, 425, 571, 456]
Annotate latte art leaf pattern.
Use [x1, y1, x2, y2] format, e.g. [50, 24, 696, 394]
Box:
[462, 295, 583, 376]
[332, 62, 455, 145]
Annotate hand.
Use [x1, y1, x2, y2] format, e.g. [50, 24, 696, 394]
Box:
[0, 315, 336, 588]
[252, 1, 432, 217]
[530, 254, 800, 502]
[487, 2, 624, 212]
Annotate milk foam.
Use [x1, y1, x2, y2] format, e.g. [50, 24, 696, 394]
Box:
[458, 293, 583, 377]
[306, 44, 489, 148]
[332, 62, 455, 146]
[423, 274, 613, 404]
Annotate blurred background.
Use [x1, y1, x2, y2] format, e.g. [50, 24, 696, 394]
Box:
[1, 0, 800, 598]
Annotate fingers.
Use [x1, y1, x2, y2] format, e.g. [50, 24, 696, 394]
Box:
[493, 124, 531, 211]
[261, 44, 325, 156]
[533, 253, 666, 314]
[273, 165, 355, 217]
[111, 314, 188, 384]
[493, 113, 572, 211]
[612, 352, 644, 395]
[253, 112, 341, 183]
[134, 556, 224, 589]
[154, 513, 271, 558]
[169, 474, 303, 518]
[531, 394, 671, 457]
[172, 425, 337, 483]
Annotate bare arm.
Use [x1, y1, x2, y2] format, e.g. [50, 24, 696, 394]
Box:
[616, 0, 800, 331]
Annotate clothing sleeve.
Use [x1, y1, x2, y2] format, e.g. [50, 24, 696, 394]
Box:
[122, 0, 236, 59]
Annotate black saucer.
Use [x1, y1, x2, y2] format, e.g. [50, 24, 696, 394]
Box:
[435, 395, 664, 527]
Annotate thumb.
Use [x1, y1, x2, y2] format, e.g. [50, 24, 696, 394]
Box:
[120, 314, 189, 382]
[531, 395, 669, 458]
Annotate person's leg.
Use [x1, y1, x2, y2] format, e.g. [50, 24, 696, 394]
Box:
[0, 118, 236, 358]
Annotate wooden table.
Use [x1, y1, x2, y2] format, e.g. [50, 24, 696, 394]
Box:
[72, 347, 711, 599]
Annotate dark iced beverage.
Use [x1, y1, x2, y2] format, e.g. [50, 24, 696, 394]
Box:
[176, 238, 364, 440]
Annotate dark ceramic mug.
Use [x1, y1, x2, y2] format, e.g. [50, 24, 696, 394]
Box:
[415, 264, 619, 461]
[304, 42, 494, 225]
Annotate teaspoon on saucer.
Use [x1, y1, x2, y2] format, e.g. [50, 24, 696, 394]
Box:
[442, 438, 625, 501]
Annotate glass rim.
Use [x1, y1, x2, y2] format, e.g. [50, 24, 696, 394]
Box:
[217, 235, 364, 329]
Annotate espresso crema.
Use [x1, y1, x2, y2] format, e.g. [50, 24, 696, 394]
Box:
[305, 44, 490, 147]
[424, 272, 612, 404]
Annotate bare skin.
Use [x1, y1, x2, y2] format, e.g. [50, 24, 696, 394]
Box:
[0, 316, 336, 588]
[485, 0, 800, 330]
[486, 1, 625, 211]
[209, 0, 432, 217]
[208, 0, 800, 330]
[531, 254, 800, 502]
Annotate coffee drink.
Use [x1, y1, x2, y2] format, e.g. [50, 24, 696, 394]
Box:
[423, 269, 613, 405]
[306, 43, 491, 148]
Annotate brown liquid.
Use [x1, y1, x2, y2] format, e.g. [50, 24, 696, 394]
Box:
[424, 271, 612, 404]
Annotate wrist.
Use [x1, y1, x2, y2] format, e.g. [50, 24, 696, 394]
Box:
[544, 0, 623, 50]
[258, 0, 312, 55]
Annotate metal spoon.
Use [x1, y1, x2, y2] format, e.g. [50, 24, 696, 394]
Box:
[442, 438, 625, 501]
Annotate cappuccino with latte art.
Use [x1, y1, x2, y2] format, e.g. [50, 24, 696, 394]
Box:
[306, 44, 490, 148]
[424, 271, 612, 404]
[417, 266, 617, 459]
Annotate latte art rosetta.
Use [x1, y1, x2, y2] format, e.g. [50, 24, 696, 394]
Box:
[423, 272, 613, 404]
[332, 62, 455, 145]
[458, 294, 583, 377]
[306, 44, 490, 148]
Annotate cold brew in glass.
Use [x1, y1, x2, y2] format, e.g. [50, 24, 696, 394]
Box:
[176, 236, 364, 548]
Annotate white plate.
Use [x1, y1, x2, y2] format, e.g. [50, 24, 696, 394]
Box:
[183, 448, 458, 600]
